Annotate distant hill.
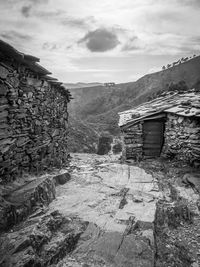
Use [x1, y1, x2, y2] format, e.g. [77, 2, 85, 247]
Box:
[68, 55, 200, 152]
[63, 82, 103, 89]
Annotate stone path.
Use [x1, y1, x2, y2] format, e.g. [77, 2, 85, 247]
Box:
[1, 154, 199, 266]
[49, 153, 162, 266]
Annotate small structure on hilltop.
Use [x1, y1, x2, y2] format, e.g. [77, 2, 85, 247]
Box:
[118, 91, 200, 165]
[0, 40, 72, 182]
[104, 82, 115, 87]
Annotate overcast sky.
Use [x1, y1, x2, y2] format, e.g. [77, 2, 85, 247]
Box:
[0, 0, 200, 83]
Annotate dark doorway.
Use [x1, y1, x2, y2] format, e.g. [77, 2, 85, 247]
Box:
[143, 120, 165, 158]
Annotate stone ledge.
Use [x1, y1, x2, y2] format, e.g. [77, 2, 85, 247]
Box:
[0, 176, 56, 232]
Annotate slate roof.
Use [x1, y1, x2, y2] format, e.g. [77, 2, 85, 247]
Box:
[118, 91, 200, 127]
[0, 39, 72, 100]
[0, 39, 51, 75]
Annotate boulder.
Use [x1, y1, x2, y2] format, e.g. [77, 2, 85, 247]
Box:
[0, 65, 9, 79]
[183, 173, 200, 192]
[53, 172, 71, 185]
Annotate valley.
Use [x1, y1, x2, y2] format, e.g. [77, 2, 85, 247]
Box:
[68, 55, 200, 153]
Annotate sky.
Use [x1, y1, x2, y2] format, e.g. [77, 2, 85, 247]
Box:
[0, 0, 200, 83]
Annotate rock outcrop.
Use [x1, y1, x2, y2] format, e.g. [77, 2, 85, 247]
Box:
[0, 210, 88, 267]
[0, 175, 56, 231]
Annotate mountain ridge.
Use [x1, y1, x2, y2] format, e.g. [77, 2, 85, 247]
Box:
[63, 82, 103, 89]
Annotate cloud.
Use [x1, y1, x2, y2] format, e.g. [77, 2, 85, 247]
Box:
[20, 0, 50, 18]
[35, 9, 64, 19]
[21, 5, 32, 17]
[29, 0, 49, 3]
[0, 30, 32, 41]
[0, 0, 200, 83]
[42, 42, 59, 51]
[20, 3, 94, 30]
[176, 0, 200, 7]
[122, 36, 140, 51]
[78, 28, 120, 52]
[61, 16, 95, 29]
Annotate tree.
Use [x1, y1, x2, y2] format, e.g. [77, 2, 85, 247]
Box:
[162, 66, 166, 70]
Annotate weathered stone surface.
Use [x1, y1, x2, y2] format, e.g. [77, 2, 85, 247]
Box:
[0, 55, 71, 182]
[53, 172, 71, 185]
[0, 83, 8, 96]
[0, 176, 56, 231]
[0, 211, 88, 267]
[50, 156, 159, 233]
[0, 65, 9, 79]
[183, 173, 200, 192]
[48, 154, 158, 266]
[122, 123, 143, 160]
[162, 114, 200, 164]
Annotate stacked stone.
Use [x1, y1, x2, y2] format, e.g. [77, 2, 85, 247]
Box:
[162, 114, 200, 164]
[123, 122, 143, 160]
[0, 59, 71, 183]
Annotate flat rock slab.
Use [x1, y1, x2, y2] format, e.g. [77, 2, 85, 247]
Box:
[58, 221, 154, 267]
[47, 153, 162, 266]
[0, 153, 159, 267]
[50, 156, 160, 232]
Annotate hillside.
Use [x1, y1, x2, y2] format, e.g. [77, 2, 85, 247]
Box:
[63, 82, 103, 89]
[68, 117, 98, 153]
[68, 55, 200, 151]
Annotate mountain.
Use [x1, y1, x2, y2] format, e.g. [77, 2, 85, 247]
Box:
[68, 55, 200, 152]
[63, 82, 103, 89]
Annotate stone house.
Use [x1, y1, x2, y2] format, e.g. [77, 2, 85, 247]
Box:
[0, 40, 72, 182]
[118, 91, 200, 165]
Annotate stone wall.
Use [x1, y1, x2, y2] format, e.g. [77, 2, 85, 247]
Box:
[122, 122, 143, 160]
[0, 60, 70, 183]
[162, 114, 200, 164]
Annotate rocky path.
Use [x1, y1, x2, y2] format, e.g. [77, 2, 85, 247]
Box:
[49, 153, 162, 267]
[1, 154, 200, 267]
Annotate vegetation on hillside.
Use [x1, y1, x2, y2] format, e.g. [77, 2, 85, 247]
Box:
[161, 54, 197, 70]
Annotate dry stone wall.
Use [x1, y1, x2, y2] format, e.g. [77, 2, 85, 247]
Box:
[122, 122, 143, 160]
[0, 60, 70, 183]
[162, 114, 200, 164]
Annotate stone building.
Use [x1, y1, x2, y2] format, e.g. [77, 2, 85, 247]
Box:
[119, 91, 200, 165]
[0, 40, 72, 182]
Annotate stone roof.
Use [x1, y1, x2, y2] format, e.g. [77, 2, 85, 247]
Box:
[0, 39, 51, 75]
[0, 39, 73, 100]
[118, 91, 200, 127]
